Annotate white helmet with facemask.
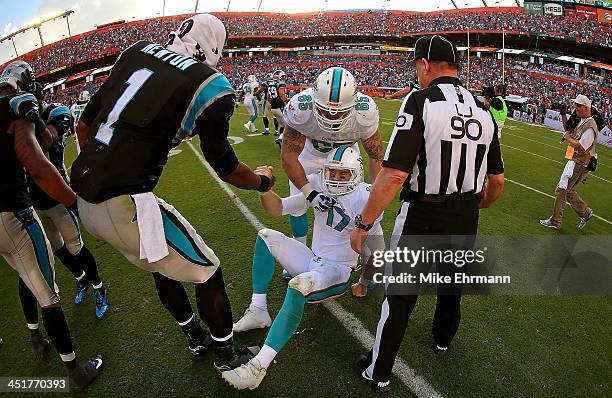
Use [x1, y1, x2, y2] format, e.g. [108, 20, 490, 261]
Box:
[313, 67, 357, 134]
[322, 146, 364, 196]
[166, 14, 227, 68]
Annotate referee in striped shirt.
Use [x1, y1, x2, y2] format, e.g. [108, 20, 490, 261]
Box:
[350, 35, 505, 392]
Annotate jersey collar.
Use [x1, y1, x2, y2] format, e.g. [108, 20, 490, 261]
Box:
[428, 76, 462, 87]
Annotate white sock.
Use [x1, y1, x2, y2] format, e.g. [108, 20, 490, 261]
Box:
[255, 344, 277, 369]
[27, 323, 39, 330]
[251, 294, 267, 311]
[93, 282, 103, 289]
[294, 236, 307, 246]
[76, 271, 86, 281]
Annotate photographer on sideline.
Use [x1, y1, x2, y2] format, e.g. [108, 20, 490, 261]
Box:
[540, 95, 600, 230]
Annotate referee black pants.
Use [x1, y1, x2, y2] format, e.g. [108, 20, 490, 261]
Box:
[365, 196, 479, 383]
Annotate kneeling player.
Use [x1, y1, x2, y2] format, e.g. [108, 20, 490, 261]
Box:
[222, 146, 383, 390]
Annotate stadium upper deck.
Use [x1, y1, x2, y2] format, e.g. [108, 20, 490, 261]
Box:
[2, 8, 611, 79]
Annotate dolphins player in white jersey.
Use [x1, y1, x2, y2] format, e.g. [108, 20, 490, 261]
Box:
[242, 75, 259, 133]
[222, 146, 384, 390]
[280, 67, 383, 295]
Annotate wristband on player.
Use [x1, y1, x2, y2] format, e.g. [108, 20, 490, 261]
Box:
[299, 183, 314, 198]
[354, 214, 374, 231]
[256, 175, 271, 193]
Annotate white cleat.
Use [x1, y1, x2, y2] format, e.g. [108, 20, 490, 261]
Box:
[233, 305, 272, 332]
[243, 122, 251, 133]
[222, 358, 267, 390]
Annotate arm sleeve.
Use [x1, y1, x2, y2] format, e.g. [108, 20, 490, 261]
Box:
[195, 94, 239, 177]
[579, 128, 595, 151]
[80, 88, 104, 126]
[281, 194, 309, 216]
[381, 93, 424, 173]
[487, 123, 504, 175]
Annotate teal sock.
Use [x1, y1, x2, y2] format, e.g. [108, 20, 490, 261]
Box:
[289, 214, 308, 241]
[252, 236, 276, 294]
[249, 115, 257, 123]
[264, 288, 307, 352]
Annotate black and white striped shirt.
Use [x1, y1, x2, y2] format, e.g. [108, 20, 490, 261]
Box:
[383, 76, 504, 196]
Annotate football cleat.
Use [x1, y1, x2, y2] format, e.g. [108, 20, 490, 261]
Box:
[275, 138, 282, 149]
[354, 354, 391, 393]
[30, 330, 51, 355]
[233, 305, 272, 333]
[578, 209, 593, 230]
[93, 290, 109, 319]
[262, 128, 270, 136]
[243, 123, 251, 133]
[69, 355, 103, 391]
[539, 218, 560, 230]
[222, 358, 267, 390]
[182, 317, 213, 356]
[214, 346, 260, 373]
[74, 279, 91, 304]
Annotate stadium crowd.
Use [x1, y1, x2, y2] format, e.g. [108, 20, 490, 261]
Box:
[45, 54, 611, 128]
[6, 10, 612, 75]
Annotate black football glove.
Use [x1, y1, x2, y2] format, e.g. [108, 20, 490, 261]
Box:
[306, 190, 336, 212]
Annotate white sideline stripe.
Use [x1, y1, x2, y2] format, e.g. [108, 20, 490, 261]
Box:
[185, 141, 442, 398]
[504, 178, 612, 225]
[501, 144, 612, 184]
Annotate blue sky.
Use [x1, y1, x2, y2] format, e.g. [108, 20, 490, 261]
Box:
[1, 0, 42, 35]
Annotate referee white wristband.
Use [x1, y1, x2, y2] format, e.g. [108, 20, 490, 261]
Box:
[299, 183, 314, 198]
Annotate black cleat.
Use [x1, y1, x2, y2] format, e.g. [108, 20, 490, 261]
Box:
[30, 330, 51, 356]
[69, 355, 103, 391]
[354, 354, 391, 393]
[214, 345, 260, 373]
[182, 317, 213, 356]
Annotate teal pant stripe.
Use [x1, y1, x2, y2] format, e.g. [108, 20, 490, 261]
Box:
[264, 288, 307, 352]
[161, 209, 208, 266]
[252, 236, 276, 294]
[289, 214, 308, 238]
[306, 279, 351, 302]
[25, 221, 55, 291]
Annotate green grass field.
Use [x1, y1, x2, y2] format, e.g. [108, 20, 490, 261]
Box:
[1, 99, 611, 397]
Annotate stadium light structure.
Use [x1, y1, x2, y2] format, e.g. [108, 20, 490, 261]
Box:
[0, 10, 74, 56]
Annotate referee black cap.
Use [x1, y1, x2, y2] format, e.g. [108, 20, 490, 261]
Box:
[409, 35, 459, 64]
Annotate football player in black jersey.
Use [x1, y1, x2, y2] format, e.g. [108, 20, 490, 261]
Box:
[71, 14, 275, 372]
[268, 70, 288, 140]
[26, 102, 108, 319]
[0, 61, 102, 390]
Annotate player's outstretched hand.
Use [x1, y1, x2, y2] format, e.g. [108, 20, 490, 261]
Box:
[255, 165, 276, 192]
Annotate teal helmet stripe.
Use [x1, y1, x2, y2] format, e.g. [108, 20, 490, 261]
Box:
[329, 68, 343, 103]
[333, 145, 348, 161]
